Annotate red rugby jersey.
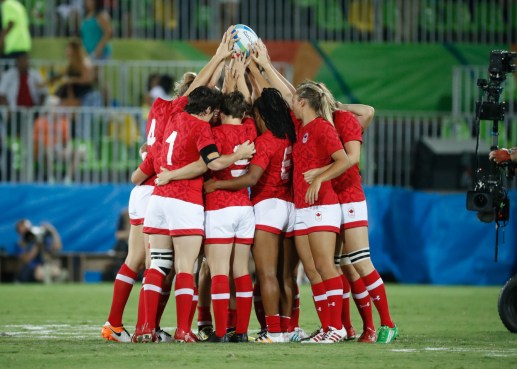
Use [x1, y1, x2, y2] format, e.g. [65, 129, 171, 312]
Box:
[292, 116, 343, 209]
[205, 119, 257, 211]
[250, 130, 293, 205]
[331, 110, 365, 203]
[153, 109, 216, 206]
[139, 97, 188, 185]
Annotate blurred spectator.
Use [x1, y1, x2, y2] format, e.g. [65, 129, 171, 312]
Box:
[0, 0, 31, 58]
[81, 0, 112, 60]
[0, 53, 47, 108]
[148, 73, 174, 103]
[113, 208, 130, 253]
[14, 219, 66, 283]
[50, 38, 94, 106]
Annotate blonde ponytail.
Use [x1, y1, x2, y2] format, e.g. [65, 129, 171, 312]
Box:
[295, 80, 336, 125]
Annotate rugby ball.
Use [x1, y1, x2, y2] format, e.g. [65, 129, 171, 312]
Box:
[232, 24, 259, 56]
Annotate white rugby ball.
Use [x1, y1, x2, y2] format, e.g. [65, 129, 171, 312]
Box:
[232, 24, 259, 56]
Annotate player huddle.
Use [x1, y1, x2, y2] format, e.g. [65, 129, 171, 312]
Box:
[101, 26, 397, 345]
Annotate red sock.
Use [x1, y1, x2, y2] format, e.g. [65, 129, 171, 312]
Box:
[323, 276, 344, 329]
[156, 276, 172, 329]
[234, 274, 253, 334]
[197, 306, 212, 328]
[351, 277, 374, 330]
[143, 268, 164, 332]
[135, 269, 148, 332]
[253, 283, 267, 330]
[362, 270, 394, 327]
[341, 274, 352, 328]
[311, 282, 330, 331]
[289, 284, 300, 331]
[187, 287, 198, 332]
[211, 274, 230, 337]
[227, 308, 237, 330]
[280, 316, 291, 332]
[107, 263, 138, 327]
[265, 314, 281, 333]
[175, 273, 194, 333]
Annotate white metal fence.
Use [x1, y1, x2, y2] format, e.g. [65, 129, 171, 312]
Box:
[2, 107, 514, 187]
[452, 65, 517, 117]
[23, 0, 517, 43]
[0, 59, 293, 107]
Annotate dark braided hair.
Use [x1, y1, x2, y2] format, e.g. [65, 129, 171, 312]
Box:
[253, 88, 296, 144]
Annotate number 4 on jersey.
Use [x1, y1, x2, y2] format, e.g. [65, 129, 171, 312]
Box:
[147, 118, 156, 146]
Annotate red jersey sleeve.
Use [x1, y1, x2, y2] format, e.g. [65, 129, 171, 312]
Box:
[334, 110, 363, 144]
[250, 136, 271, 171]
[322, 122, 344, 157]
[195, 121, 216, 152]
[139, 152, 155, 176]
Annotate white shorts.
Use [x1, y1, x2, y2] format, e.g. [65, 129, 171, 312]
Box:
[128, 185, 154, 225]
[254, 198, 295, 238]
[143, 195, 205, 237]
[294, 204, 341, 236]
[340, 200, 368, 230]
[205, 206, 255, 245]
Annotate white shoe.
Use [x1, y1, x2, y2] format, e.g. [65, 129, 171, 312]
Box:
[321, 326, 347, 343]
[255, 331, 287, 343]
[288, 327, 309, 342]
[300, 328, 326, 344]
[156, 328, 173, 343]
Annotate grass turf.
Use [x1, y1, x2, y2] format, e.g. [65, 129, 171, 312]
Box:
[0, 283, 516, 369]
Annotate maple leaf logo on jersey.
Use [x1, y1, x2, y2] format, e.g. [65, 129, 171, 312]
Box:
[315, 211, 322, 222]
[302, 132, 309, 144]
[347, 207, 356, 219]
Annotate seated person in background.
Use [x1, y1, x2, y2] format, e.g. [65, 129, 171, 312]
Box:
[48, 38, 94, 106]
[15, 219, 66, 283]
[0, 54, 47, 108]
[113, 208, 130, 254]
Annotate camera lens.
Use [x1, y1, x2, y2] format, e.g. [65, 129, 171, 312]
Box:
[474, 193, 489, 208]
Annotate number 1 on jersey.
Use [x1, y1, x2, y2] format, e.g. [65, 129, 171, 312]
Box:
[166, 131, 178, 166]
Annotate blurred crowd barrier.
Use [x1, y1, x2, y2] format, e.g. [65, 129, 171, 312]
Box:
[0, 59, 293, 107]
[1, 105, 515, 188]
[23, 0, 516, 43]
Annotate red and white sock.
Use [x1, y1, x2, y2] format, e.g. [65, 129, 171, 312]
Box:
[351, 277, 375, 330]
[289, 284, 300, 331]
[187, 286, 198, 332]
[143, 268, 164, 332]
[155, 276, 172, 329]
[253, 283, 267, 330]
[280, 316, 291, 333]
[362, 270, 394, 327]
[107, 263, 138, 327]
[211, 274, 230, 337]
[197, 306, 212, 328]
[340, 274, 352, 329]
[323, 276, 344, 329]
[135, 269, 148, 332]
[265, 314, 281, 333]
[175, 273, 195, 333]
[234, 274, 253, 334]
[311, 282, 330, 331]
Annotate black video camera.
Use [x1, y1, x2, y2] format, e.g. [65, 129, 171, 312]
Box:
[466, 50, 516, 224]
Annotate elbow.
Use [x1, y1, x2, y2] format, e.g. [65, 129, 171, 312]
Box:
[365, 106, 375, 120]
[131, 171, 141, 185]
[207, 161, 223, 172]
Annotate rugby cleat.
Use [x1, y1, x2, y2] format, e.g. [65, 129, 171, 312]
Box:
[288, 327, 309, 342]
[357, 327, 377, 343]
[155, 328, 174, 343]
[376, 325, 398, 344]
[101, 321, 132, 343]
[300, 327, 326, 344]
[174, 328, 198, 343]
[206, 332, 230, 343]
[197, 325, 214, 342]
[230, 333, 249, 343]
[254, 331, 286, 343]
[345, 326, 357, 341]
[321, 326, 347, 343]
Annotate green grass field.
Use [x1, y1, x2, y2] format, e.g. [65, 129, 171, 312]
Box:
[1, 283, 516, 369]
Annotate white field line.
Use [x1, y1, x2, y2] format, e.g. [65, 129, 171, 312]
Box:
[391, 347, 517, 357]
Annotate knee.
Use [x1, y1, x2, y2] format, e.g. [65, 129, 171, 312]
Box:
[303, 267, 321, 284]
